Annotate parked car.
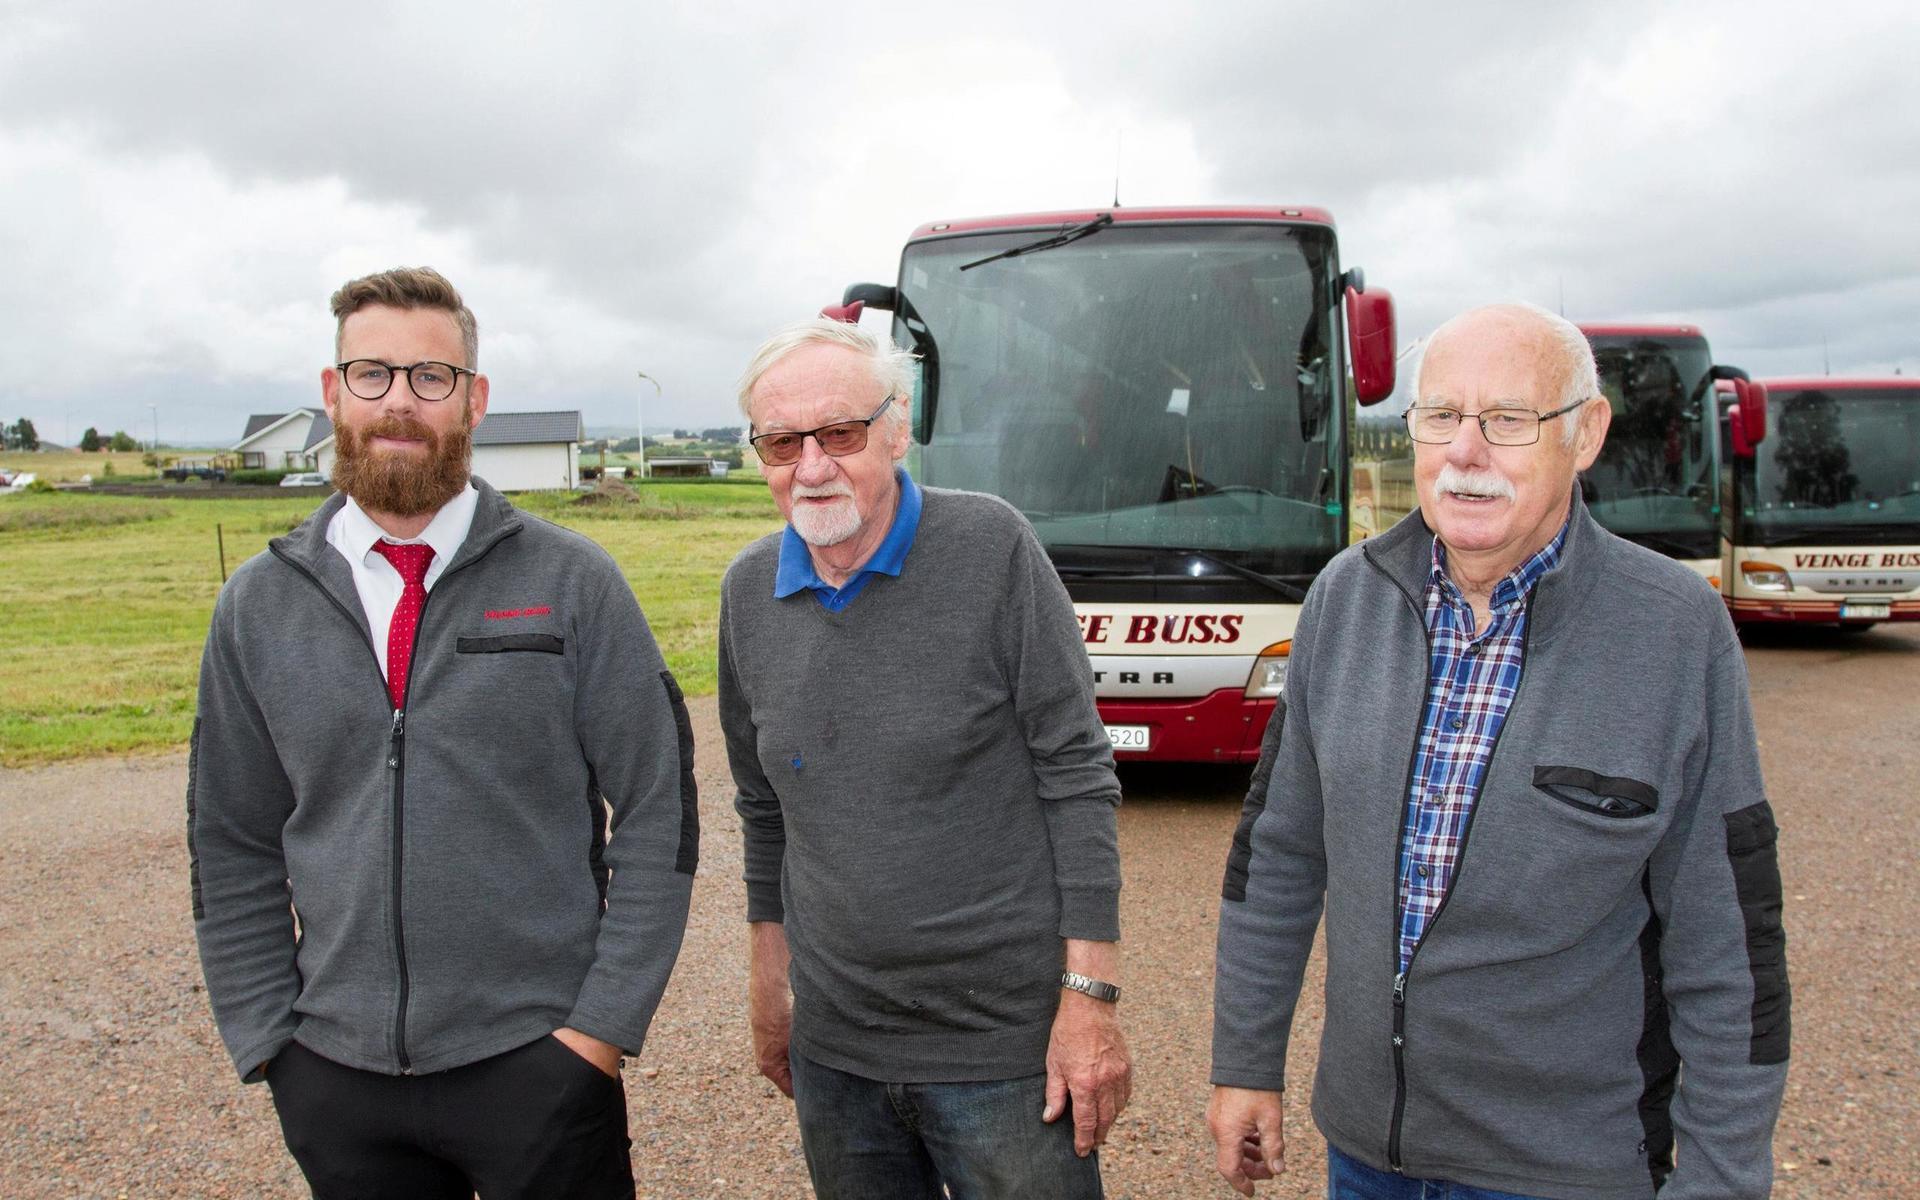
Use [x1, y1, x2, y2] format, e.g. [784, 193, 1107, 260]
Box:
[280, 472, 329, 488]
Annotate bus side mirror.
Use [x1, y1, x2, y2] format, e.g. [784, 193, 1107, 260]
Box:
[1346, 284, 1396, 406]
[1726, 404, 1753, 458]
[843, 283, 898, 312]
[1738, 379, 1767, 447]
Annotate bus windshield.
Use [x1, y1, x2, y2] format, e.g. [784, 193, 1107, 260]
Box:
[1584, 335, 1717, 559]
[1742, 387, 1920, 545]
[895, 223, 1342, 576]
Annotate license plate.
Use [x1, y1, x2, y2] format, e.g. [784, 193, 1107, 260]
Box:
[1105, 724, 1151, 751]
[1841, 602, 1890, 620]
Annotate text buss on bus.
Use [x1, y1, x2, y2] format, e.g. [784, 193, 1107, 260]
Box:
[1719, 376, 1920, 627]
[828, 207, 1397, 762]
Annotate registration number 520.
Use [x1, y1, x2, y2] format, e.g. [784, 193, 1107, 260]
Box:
[1105, 725, 1151, 751]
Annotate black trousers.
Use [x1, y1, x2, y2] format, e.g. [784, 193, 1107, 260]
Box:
[267, 1036, 634, 1199]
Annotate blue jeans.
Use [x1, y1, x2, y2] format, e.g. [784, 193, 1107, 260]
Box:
[788, 1049, 1102, 1200]
[1328, 1144, 1549, 1200]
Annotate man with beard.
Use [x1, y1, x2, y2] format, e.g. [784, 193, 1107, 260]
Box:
[1207, 303, 1789, 1199]
[717, 319, 1130, 1200]
[189, 266, 697, 1199]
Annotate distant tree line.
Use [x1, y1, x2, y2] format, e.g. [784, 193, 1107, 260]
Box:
[76, 427, 141, 452]
[3, 417, 38, 450]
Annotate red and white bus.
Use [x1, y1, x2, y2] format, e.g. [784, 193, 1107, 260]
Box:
[1350, 321, 1766, 577]
[1720, 376, 1920, 627]
[1576, 324, 1761, 581]
[833, 207, 1396, 762]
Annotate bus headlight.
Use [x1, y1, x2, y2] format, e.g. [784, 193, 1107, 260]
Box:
[1739, 560, 1791, 592]
[1244, 640, 1292, 698]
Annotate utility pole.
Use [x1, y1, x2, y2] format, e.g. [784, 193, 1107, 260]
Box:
[635, 371, 661, 479]
[150, 404, 159, 451]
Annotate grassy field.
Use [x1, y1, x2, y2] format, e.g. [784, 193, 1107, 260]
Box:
[0, 448, 224, 483]
[0, 481, 782, 766]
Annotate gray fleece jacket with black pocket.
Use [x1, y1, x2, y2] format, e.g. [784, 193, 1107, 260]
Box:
[189, 479, 696, 1082]
[1213, 498, 1789, 1200]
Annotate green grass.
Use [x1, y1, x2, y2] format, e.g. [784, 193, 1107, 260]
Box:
[0, 484, 782, 765]
[0, 448, 208, 483]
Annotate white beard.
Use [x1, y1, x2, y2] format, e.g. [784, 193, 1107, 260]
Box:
[1433, 463, 1516, 502]
[789, 485, 863, 546]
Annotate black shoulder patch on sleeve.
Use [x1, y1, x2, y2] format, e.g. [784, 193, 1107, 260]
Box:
[660, 671, 700, 876]
[1222, 699, 1286, 902]
[187, 717, 205, 921]
[1725, 801, 1790, 1065]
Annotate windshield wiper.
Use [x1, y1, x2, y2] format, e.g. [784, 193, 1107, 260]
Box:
[1175, 547, 1309, 601]
[959, 213, 1114, 271]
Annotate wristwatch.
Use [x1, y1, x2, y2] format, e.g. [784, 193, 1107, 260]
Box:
[1060, 971, 1121, 1003]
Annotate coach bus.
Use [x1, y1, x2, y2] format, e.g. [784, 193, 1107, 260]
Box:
[832, 207, 1397, 762]
[1720, 376, 1920, 628]
[1351, 322, 1767, 576]
[1576, 324, 1764, 581]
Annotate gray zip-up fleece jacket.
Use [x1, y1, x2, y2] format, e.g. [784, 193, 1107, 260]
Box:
[1213, 499, 1789, 1200]
[190, 480, 697, 1082]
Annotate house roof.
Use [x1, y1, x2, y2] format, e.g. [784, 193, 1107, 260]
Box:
[309, 410, 583, 453]
[303, 412, 333, 450]
[234, 408, 326, 451]
[241, 413, 283, 440]
[472, 411, 585, 446]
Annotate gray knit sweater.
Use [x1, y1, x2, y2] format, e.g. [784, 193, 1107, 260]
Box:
[719, 486, 1121, 1082]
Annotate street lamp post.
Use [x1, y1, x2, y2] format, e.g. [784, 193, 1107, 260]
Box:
[635, 371, 661, 480]
[149, 404, 159, 452]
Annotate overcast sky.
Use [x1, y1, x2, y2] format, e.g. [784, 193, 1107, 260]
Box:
[3, 1, 1915, 446]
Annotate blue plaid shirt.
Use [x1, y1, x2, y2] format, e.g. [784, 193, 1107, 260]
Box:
[1395, 519, 1569, 972]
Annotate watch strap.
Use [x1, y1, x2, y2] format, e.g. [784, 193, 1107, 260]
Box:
[1060, 971, 1121, 1003]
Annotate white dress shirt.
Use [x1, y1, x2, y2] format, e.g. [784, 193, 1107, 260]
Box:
[325, 483, 479, 681]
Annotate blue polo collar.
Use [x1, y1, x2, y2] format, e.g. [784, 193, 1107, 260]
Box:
[774, 468, 922, 608]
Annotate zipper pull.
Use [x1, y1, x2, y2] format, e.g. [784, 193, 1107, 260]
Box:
[388, 709, 405, 769]
[1392, 971, 1406, 1006]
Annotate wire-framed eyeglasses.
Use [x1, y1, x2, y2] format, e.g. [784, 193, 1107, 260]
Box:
[336, 359, 475, 402]
[1403, 398, 1588, 446]
[749, 396, 895, 465]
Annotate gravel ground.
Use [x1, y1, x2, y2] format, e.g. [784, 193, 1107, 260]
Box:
[1, 623, 1914, 1198]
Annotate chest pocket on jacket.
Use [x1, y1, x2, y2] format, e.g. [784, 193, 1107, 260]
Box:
[456, 633, 564, 654]
[1533, 765, 1658, 818]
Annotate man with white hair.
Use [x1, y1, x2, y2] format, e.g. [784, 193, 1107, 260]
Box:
[1207, 303, 1789, 1199]
[718, 318, 1131, 1199]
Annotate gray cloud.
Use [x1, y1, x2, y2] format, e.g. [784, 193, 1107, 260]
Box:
[1, 1, 1914, 447]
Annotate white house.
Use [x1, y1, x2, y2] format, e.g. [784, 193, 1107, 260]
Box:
[308, 410, 585, 492]
[233, 408, 331, 470]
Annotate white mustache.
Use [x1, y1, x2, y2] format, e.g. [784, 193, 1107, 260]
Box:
[791, 483, 854, 501]
[1434, 464, 1516, 501]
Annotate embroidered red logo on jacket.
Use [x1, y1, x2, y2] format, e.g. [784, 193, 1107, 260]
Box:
[484, 606, 553, 620]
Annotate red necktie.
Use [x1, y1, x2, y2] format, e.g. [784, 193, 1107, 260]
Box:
[372, 541, 435, 708]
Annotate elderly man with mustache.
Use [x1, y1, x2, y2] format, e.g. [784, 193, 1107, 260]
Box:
[189, 267, 696, 1198]
[1208, 303, 1789, 1200]
[717, 318, 1131, 1199]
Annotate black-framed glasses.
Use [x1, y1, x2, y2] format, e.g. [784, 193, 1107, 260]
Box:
[1402, 398, 1587, 446]
[336, 359, 475, 402]
[749, 396, 895, 465]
